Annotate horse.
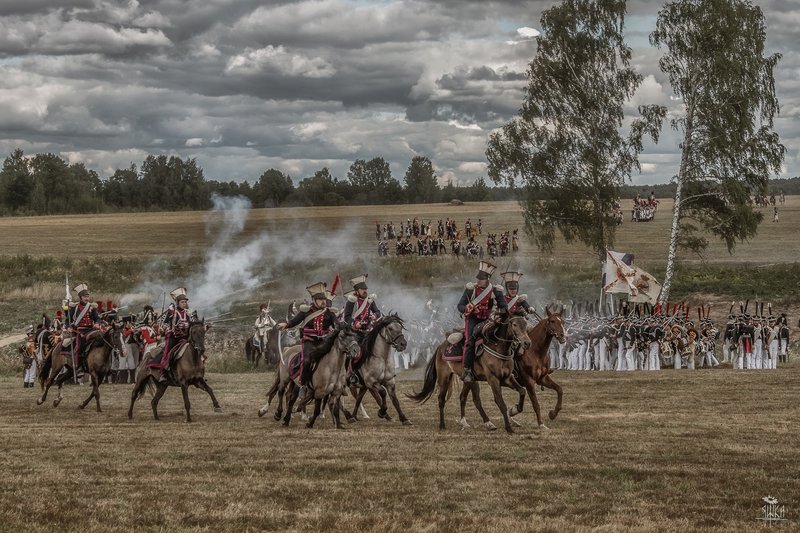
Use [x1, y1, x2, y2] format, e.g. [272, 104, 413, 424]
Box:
[37, 325, 119, 411]
[513, 305, 567, 429]
[127, 319, 222, 423]
[408, 311, 531, 433]
[258, 322, 360, 429]
[348, 314, 413, 426]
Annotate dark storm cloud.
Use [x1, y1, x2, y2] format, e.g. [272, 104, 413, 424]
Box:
[0, 0, 797, 186]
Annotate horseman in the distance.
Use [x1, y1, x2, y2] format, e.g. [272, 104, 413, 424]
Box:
[275, 282, 338, 400]
[254, 302, 275, 353]
[457, 261, 507, 383]
[65, 282, 101, 370]
[343, 273, 382, 385]
[160, 287, 193, 382]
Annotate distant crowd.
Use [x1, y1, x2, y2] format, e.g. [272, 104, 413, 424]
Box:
[374, 218, 520, 258]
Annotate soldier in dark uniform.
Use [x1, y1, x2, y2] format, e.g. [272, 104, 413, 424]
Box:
[457, 261, 507, 383]
[276, 282, 338, 400]
[65, 283, 101, 368]
[500, 271, 533, 314]
[343, 274, 382, 385]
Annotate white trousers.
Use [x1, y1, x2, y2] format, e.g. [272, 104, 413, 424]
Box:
[625, 347, 636, 371]
[768, 339, 779, 369]
[24, 360, 37, 383]
[754, 340, 763, 369]
[648, 342, 660, 370]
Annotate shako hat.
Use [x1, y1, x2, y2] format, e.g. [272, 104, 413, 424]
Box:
[350, 274, 368, 290]
[500, 271, 522, 290]
[306, 282, 327, 300]
[170, 287, 188, 302]
[476, 261, 497, 280]
[73, 282, 90, 297]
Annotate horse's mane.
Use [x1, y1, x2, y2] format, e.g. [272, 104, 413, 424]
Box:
[304, 328, 342, 361]
[360, 313, 403, 363]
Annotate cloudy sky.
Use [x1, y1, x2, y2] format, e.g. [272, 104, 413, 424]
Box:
[0, 0, 797, 186]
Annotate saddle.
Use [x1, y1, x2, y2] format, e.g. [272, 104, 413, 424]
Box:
[443, 328, 486, 362]
[289, 352, 303, 381]
[145, 340, 188, 369]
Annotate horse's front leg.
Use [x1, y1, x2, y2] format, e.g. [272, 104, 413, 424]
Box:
[349, 386, 369, 423]
[79, 372, 98, 411]
[468, 382, 495, 431]
[195, 379, 223, 412]
[180, 384, 192, 423]
[385, 380, 412, 426]
[508, 375, 526, 417]
[52, 367, 72, 408]
[487, 375, 513, 434]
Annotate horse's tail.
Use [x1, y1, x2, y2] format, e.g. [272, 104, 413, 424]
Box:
[264, 370, 279, 399]
[406, 345, 439, 403]
[244, 337, 252, 363]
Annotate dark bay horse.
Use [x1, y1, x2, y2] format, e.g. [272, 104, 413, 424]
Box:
[408, 312, 531, 433]
[37, 326, 119, 411]
[128, 320, 222, 423]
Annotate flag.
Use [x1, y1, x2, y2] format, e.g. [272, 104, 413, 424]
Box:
[603, 250, 661, 303]
[330, 273, 341, 296]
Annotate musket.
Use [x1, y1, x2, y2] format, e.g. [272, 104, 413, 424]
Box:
[64, 274, 78, 384]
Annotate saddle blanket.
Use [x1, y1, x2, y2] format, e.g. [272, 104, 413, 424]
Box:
[289, 352, 302, 381]
[145, 340, 188, 369]
[442, 338, 483, 362]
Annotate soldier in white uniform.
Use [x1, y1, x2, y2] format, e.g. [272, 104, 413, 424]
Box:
[766, 315, 779, 370]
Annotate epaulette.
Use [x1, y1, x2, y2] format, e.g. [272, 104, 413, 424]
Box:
[494, 284, 504, 291]
[298, 304, 310, 313]
[466, 282, 475, 290]
[346, 294, 357, 303]
[518, 294, 528, 301]
[68, 302, 77, 308]
[91, 303, 99, 309]
[369, 293, 377, 302]
[329, 307, 339, 314]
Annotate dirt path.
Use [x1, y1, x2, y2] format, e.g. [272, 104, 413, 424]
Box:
[0, 333, 25, 348]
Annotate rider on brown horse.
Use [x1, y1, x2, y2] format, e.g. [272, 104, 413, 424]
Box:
[343, 273, 382, 385]
[275, 282, 338, 401]
[65, 283, 101, 368]
[160, 287, 193, 382]
[500, 271, 534, 315]
[457, 261, 507, 383]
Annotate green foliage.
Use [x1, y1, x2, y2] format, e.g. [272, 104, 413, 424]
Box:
[253, 168, 295, 207]
[487, 0, 665, 264]
[652, 0, 784, 254]
[347, 157, 403, 204]
[403, 156, 440, 204]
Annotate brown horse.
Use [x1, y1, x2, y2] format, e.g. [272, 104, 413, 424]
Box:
[127, 320, 222, 423]
[408, 312, 531, 433]
[37, 326, 119, 411]
[513, 306, 567, 429]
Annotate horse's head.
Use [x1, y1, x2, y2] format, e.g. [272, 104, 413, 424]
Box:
[188, 319, 209, 357]
[335, 322, 361, 360]
[380, 314, 407, 352]
[544, 304, 567, 343]
[507, 312, 532, 352]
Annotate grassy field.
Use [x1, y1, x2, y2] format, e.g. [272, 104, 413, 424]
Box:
[0, 366, 798, 532]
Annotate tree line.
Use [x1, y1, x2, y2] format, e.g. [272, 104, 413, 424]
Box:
[0, 150, 517, 215]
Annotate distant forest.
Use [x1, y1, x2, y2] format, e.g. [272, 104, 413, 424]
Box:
[0, 148, 795, 216]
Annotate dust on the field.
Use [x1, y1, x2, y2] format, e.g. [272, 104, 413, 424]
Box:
[1, 366, 797, 532]
[1, 198, 798, 265]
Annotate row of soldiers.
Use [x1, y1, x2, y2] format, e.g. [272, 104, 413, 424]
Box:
[544, 302, 789, 371]
[376, 217, 484, 241]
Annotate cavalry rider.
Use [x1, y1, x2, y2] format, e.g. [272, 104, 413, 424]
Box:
[65, 283, 101, 368]
[160, 287, 193, 382]
[343, 274, 382, 385]
[500, 271, 533, 314]
[457, 261, 507, 383]
[254, 303, 274, 350]
[275, 282, 338, 400]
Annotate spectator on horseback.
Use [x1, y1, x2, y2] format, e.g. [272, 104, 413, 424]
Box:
[254, 303, 274, 351]
[275, 282, 337, 401]
[500, 271, 533, 314]
[65, 283, 101, 368]
[457, 261, 507, 383]
[160, 287, 192, 383]
[343, 274, 382, 385]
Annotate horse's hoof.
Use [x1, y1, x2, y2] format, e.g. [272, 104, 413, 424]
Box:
[96, 408, 102, 413]
[36, 398, 43, 405]
[347, 417, 357, 423]
[186, 419, 192, 423]
[484, 421, 497, 431]
[510, 417, 522, 428]
[538, 424, 549, 431]
[127, 413, 133, 420]
[506, 427, 515, 434]
[273, 412, 282, 421]
[548, 410, 557, 420]
[402, 419, 413, 426]
[509, 406, 520, 417]
[458, 418, 471, 430]
[78, 404, 85, 410]
[258, 409, 266, 418]
[214, 407, 223, 413]
[53, 399, 61, 408]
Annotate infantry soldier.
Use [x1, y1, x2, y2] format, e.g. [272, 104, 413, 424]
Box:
[343, 274, 382, 384]
[65, 283, 101, 370]
[275, 282, 338, 400]
[499, 271, 533, 314]
[766, 315, 779, 369]
[457, 261, 507, 383]
[777, 313, 790, 363]
[160, 287, 193, 382]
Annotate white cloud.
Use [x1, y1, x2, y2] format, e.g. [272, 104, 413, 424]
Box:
[225, 45, 335, 78]
[185, 137, 204, 147]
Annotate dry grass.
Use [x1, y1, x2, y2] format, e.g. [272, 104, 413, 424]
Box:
[0, 365, 798, 532]
[0, 197, 798, 266]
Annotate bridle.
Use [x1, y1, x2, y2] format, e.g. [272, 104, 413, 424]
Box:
[380, 321, 406, 350]
[489, 315, 529, 356]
